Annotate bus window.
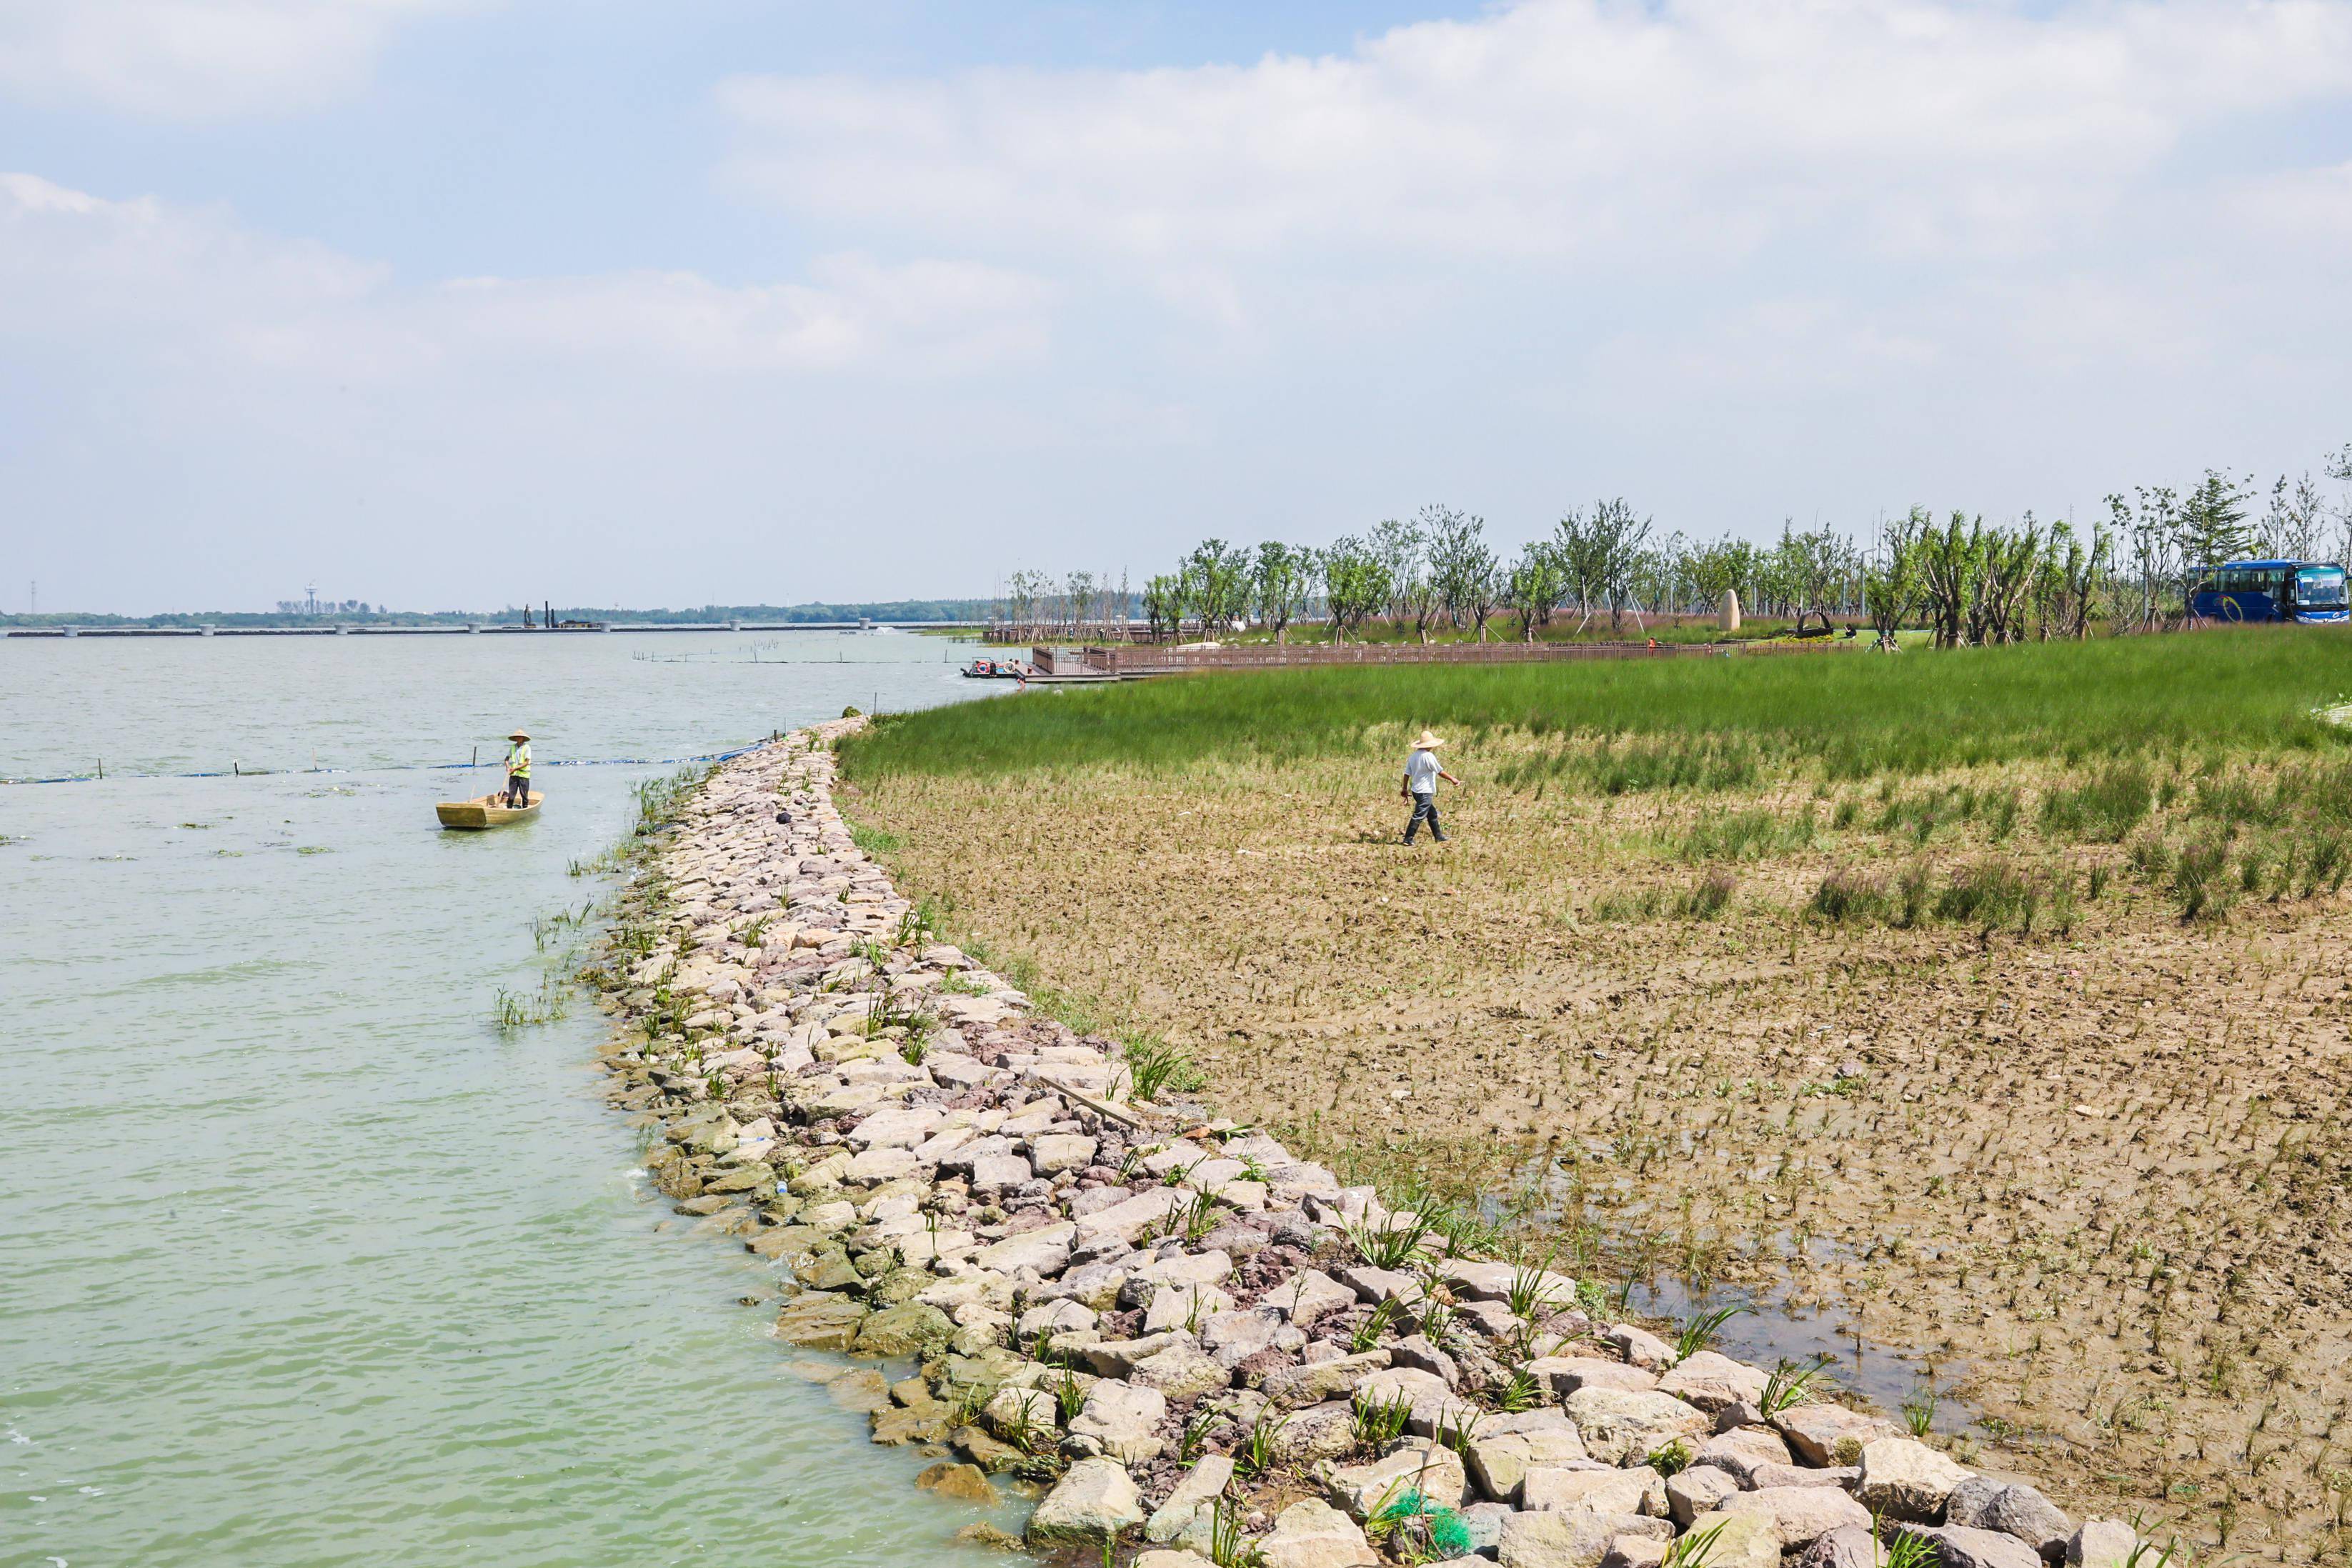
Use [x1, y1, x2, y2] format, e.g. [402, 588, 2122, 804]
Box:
[2296, 566, 2346, 606]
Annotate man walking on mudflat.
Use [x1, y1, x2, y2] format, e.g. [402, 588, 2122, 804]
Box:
[1400, 729, 1460, 844]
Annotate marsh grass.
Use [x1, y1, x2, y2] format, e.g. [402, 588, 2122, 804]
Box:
[841, 630, 2352, 786]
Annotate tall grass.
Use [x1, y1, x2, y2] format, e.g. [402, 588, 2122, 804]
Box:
[839, 631, 2352, 786]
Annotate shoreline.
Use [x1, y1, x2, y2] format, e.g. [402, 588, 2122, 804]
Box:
[588, 720, 2148, 1567]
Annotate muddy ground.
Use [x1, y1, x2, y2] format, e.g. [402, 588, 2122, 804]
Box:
[845, 729, 2352, 1558]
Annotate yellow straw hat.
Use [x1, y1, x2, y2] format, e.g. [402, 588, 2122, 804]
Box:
[509, 730, 530, 741]
[1411, 730, 1444, 749]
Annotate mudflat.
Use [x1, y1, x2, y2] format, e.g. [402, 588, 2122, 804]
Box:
[843, 641, 2352, 1557]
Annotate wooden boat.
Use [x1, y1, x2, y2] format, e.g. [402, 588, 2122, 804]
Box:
[436, 791, 543, 830]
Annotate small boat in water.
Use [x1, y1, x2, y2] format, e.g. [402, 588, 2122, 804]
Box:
[436, 792, 543, 830]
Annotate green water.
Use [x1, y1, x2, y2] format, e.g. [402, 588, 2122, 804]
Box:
[0, 633, 1027, 1567]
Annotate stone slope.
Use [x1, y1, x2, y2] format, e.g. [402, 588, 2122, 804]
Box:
[594, 723, 2136, 1567]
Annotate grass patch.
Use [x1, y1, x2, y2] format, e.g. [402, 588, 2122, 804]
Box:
[841, 629, 2352, 787]
[849, 822, 901, 857]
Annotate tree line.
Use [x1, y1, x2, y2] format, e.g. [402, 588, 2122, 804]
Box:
[1114, 445, 2352, 646]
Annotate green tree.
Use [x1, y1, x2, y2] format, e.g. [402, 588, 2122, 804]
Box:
[1320, 537, 1390, 644]
[1251, 542, 1316, 644]
[1141, 574, 1184, 642]
[1180, 539, 1252, 637]
[1860, 508, 1928, 649]
[1424, 506, 1501, 640]
[1505, 543, 1563, 641]
[2175, 469, 2255, 573]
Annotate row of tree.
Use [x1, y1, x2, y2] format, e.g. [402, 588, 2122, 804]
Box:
[1118, 446, 2352, 644]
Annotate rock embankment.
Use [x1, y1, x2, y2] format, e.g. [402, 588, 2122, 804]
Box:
[593, 724, 2148, 1567]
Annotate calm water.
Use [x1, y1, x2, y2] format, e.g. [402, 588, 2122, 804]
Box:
[0, 633, 1027, 1568]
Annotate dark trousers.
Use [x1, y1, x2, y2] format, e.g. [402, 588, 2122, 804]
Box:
[507, 774, 532, 807]
[1404, 792, 1444, 842]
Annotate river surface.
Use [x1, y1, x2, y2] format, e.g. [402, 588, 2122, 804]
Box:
[0, 631, 1031, 1568]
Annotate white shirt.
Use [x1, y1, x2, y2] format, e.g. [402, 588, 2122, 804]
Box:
[1404, 749, 1440, 794]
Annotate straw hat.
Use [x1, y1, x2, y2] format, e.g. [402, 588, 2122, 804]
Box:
[509, 730, 530, 741]
[1411, 729, 1444, 749]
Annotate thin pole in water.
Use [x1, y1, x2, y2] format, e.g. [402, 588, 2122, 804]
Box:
[97, 756, 102, 779]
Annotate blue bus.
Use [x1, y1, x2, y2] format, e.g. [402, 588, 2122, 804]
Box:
[2190, 559, 2350, 624]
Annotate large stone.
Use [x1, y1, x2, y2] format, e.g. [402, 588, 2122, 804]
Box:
[1530, 1357, 1658, 1399]
[1270, 1401, 1365, 1466]
[984, 1385, 1059, 1440]
[970, 1154, 1035, 1189]
[1607, 1324, 1676, 1372]
[937, 1134, 1016, 1177]
[1750, 1462, 1858, 1492]
[1136, 1554, 1217, 1568]
[1792, 1527, 1883, 1568]
[1131, 1337, 1232, 1400]
[1030, 1132, 1099, 1173]
[1323, 1441, 1469, 1519]
[915, 1462, 999, 1504]
[1677, 1512, 1785, 1568]
[1070, 1379, 1168, 1463]
[1025, 1456, 1145, 1546]
[1855, 1437, 1974, 1523]
[1563, 1389, 1710, 1466]
[1466, 1422, 1593, 1503]
[773, 1292, 864, 1351]
[1146, 1454, 1235, 1544]
[1265, 1268, 1359, 1325]
[847, 1105, 944, 1149]
[1079, 1332, 1182, 1378]
[2067, 1521, 2145, 1568]
[1355, 1365, 1473, 1436]
[1656, 1351, 1770, 1416]
[1262, 1350, 1392, 1409]
[1048, 1261, 1132, 1312]
[1015, 1299, 1098, 1342]
[1893, 1523, 2045, 1568]
[971, 1220, 1075, 1275]
[1691, 1426, 1794, 1485]
[1202, 1307, 1287, 1366]
[1073, 1187, 1187, 1244]
[1523, 1465, 1665, 1517]
[1258, 1498, 1377, 1568]
[1143, 1283, 1236, 1334]
[1666, 1464, 1738, 1525]
[1717, 1485, 1873, 1547]
[1775, 1403, 1900, 1467]
[1132, 1249, 1235, 1292]
[1496, 1510, 1668, 1568]
[1946, 1478, 2073, 1559]
[852, 1302, 952, 1357]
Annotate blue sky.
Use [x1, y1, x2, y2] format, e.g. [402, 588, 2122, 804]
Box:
[3, 0, 2350, 613]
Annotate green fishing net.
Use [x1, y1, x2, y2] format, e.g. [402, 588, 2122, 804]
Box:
[1370, 1488, 1474, 1559]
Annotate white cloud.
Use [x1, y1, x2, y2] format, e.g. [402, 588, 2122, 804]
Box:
[0, 173, 1050, 376]
[719, 0, 2352, 275]
[0, 171, 1065, 611]
[0, 0, 482, 116]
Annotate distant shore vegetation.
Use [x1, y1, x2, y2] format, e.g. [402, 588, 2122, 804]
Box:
[0, 599, 992, 630]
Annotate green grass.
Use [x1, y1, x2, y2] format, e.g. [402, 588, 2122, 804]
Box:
[840, 629, 2352, 787]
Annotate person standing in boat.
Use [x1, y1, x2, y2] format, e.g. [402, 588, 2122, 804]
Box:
[504, 730, 532, 808]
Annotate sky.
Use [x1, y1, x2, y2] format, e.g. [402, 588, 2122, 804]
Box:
[2, 0, 2350, 615]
